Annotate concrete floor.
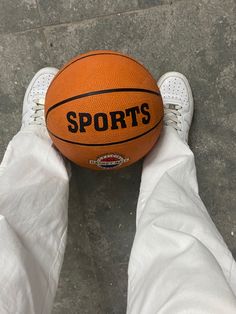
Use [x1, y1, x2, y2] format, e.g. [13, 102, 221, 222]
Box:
[0, 0, 235, 313]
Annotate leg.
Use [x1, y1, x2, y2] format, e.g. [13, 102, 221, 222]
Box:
[127, 73, 236, 313]
[0, 68, 70, 314]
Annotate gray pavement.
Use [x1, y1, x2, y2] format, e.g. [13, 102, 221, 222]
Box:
[0, 0, 235, 313]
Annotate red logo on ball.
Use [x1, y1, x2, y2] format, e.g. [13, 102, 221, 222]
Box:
[89, 153, 130, 169]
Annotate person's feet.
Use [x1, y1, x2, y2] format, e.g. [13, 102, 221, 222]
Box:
[21, 67, 58, 130]
[157, 72, 194, 143]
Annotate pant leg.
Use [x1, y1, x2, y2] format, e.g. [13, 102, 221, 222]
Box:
[0, 126, 70, 314]
[127, 126, 236, 314]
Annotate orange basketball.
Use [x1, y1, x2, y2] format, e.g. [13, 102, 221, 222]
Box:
[45, 50, 163, 170]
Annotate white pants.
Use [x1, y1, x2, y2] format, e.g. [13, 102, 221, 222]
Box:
[0, 126, 236, 314]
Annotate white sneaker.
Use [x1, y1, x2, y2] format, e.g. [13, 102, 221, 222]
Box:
[157, 72, 194, 143]
[21, 67, 58, 129]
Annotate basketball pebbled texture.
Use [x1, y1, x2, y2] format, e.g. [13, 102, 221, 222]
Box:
[45, 50, 164, 170]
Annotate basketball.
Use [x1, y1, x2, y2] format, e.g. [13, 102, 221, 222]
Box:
[45, 50, 164, 170]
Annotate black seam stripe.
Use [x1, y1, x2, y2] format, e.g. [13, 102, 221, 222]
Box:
[46, 88, 161, 120]
[53, 52, 152, 82]
[48, 116, 163, 147]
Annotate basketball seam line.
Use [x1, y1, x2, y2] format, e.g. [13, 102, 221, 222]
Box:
[51, 52, 154, 83]
[47, 116, 163, 147]
[46, 88, 161, 120]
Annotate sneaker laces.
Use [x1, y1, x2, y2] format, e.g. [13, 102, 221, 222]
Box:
[29, 98, 45, 125]
[164, 103, 182, 131]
